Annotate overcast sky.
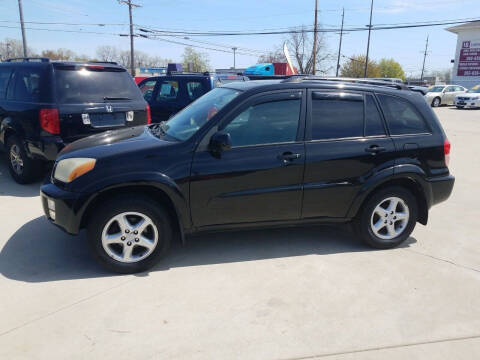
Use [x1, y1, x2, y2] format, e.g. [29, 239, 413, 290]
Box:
[1, 0, 479, 76]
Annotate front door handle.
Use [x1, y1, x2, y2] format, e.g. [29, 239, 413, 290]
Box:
[365, 145, 386, 154]
[278, 152, 302, 164]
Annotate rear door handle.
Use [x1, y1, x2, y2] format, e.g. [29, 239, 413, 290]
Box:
[365, 145, 386, 154]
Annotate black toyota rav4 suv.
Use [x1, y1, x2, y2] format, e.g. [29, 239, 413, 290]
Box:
[40, 78, 454, 273]
[0, 58, 151, 184]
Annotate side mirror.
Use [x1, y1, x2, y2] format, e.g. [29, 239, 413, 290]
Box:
[210, 131, 232, 154]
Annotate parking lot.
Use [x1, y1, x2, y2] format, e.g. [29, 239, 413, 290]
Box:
[0, 107, 478, 359]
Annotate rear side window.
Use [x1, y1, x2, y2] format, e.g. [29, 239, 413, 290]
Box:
[139, 80, 157, 102]
[54, 67, 143, 104]
[186, 81, 205, 101]
[311, 95, 364, 140]
[365, 95, 386, 136]
[9, 68, 44, 102]
[377, 94, 429, 135]
[156, 81, 179, 101]
[0, 67, 12, 99]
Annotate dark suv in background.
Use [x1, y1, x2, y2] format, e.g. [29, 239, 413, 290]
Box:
[0, 58, 151, 184]
[138, 72, 248, 122]
[41, 78, 454, 273]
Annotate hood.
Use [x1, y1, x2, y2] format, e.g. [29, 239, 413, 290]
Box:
[425, 92, 442, 97]
[57, 125, 174, 160]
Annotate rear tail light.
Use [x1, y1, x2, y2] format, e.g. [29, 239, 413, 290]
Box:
[444, 138, 451, 167]
[39, 108, 60, 134]
[146, 104, 152, 124]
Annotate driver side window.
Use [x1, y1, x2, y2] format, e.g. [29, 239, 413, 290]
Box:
[223, 98, 301, 147]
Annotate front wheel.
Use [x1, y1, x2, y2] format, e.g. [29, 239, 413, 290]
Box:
[355, 187, 418, 249]
[456, 106, 465, 109]
[431, 97, 441, 107]
[87, 196, 172, 273]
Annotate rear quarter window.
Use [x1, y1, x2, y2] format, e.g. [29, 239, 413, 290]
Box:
[377, 94, 429, 135]
[0, 67, 12, 99]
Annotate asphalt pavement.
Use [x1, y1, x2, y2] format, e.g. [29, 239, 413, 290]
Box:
[0, 106, 479, 360]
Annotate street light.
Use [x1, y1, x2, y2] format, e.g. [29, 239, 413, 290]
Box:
[232, 47, 237, 69]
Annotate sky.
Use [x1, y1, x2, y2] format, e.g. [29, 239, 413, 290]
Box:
[1, 0, 479, 77]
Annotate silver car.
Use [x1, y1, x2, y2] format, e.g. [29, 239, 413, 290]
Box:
[425, 85, 467, 107]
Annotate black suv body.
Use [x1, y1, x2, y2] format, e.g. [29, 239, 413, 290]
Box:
[138, 73, 248, 122]
[40, 78, 454, 273]
[0, 58, 150, 183]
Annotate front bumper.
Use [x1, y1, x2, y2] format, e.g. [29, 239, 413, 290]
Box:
[428, 174, 455, 207]
[455, 99, 480, 108]
[40, 181, 89, 235]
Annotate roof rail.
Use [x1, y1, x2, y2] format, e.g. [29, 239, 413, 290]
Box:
[284, 76, 408, 90]
[166, 71, 210, 76]
[5, 57, 50, 63]
[88, 61, 118, 65]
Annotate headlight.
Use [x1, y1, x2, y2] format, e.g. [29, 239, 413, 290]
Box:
[54, 158, 96, 183]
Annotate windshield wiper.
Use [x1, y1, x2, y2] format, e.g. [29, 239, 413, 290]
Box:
[149, 121, 170, 138]
[103, 96, 131, 101]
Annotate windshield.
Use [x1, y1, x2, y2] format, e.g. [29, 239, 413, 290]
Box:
[428, 86, 445, 93]
[161, 87, 240, 141]
[54, 67, 143, 103]
[467, 85, 480, 93]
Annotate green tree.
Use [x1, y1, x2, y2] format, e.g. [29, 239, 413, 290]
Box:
[340, 55, 380, 78]
[378, 58, 405, 81]
[182, 47, 210, 72]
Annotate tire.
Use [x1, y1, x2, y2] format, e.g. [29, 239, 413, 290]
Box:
[355, 186, 418, 249]
[456, 106, 464, 109]
[6, 135, 43, 184]
[87, 195, 173, 273]
[431, 97, 441, 107]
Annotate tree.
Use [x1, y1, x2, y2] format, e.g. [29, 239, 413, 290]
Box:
[259, 26, 332, 75]
[287, 26, 331, 75]
[0, 38, 34, 60]
[41, 48, 76, 61]
[182, 47, 210, 72]
[96, 45, 119, 62]
[378, 58, 405, 80]
[257, 49, 285, 63]
[428, 69, 452, 83]
[340, 55, 380, 78]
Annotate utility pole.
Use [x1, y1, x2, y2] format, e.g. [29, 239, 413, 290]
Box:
[421, 35, 429, 82]
[17, 0, 27, 57]
[119, 0, 141, 76]
[232, 47, 237, 69]
[364, 0, 374, 78]
[336, 8, 345, 77]
[312, 0, 318, 75]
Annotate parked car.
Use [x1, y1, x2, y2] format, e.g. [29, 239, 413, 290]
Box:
[41, 78, 454, 273]
[0, 58, 151, 184]
[454, 85, 480, 109]
[424, 85, 467, 107]
[138, 72, 248, 122]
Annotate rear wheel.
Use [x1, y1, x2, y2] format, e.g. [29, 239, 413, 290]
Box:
[87, 196, 172, 273]
[6, 135, 43, 184]
[431, 97, 441, 107]
[355, 186, 418, 249]
[456, 106, 465, 109]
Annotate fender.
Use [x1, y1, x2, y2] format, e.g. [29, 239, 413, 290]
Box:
[346, 164, 431, 219]
[73, 171, 191, 239]
[0, 117, 24, 149]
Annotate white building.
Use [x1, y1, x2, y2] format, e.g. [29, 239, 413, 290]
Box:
[446, 21, 480, 89]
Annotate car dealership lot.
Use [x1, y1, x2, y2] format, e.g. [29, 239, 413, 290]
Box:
[0, 107, 479, 359]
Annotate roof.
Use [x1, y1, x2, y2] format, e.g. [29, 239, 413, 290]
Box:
[446, 20, 480, 34]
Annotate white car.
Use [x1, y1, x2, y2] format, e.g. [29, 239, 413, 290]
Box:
[424, 85, 467, 107]
[454, 85, 480, 109]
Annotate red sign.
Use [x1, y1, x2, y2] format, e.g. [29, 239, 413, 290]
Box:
[458, 40, 480, 77]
